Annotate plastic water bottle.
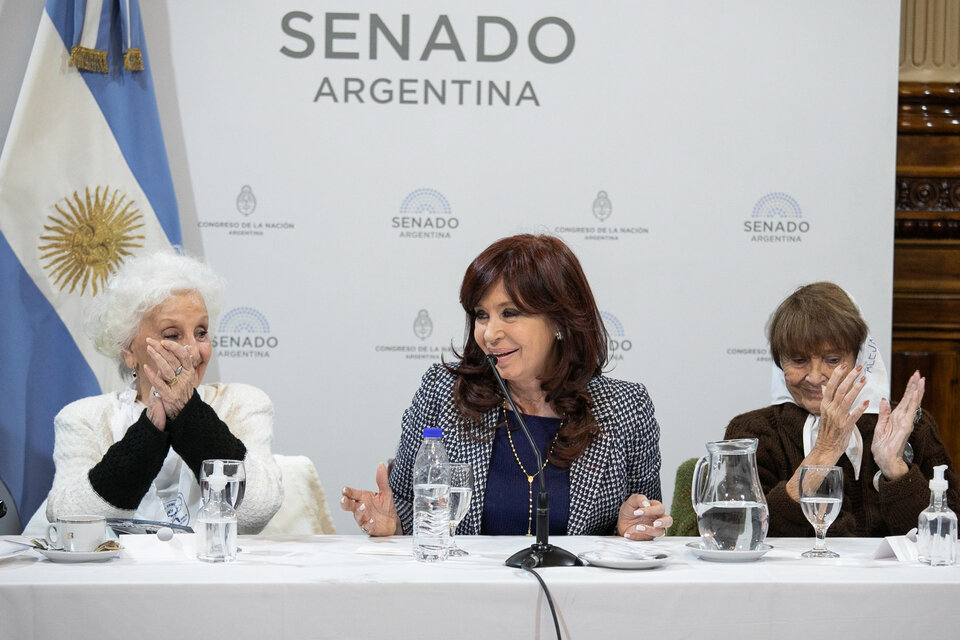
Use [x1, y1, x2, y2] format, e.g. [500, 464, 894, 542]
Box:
[412, 427, 450, 562]
[197, 460, 238, 562]
[917, 464, 957, 566]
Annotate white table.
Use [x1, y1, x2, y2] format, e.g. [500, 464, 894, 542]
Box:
[0, 535, 958, 640]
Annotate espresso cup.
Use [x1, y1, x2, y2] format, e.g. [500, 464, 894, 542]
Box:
[46, 515, 107, 552]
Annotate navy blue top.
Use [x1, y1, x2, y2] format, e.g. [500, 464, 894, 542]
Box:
[481, 410, 571, 535]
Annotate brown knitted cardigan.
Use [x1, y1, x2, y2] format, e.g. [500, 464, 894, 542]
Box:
[724, 402, 960, 537]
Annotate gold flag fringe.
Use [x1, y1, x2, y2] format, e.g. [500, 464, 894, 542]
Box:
[69, 46, 108, 74]
[124, 49, 143, 71]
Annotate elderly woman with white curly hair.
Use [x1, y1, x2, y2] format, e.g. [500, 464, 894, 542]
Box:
[45, 251, 283, 533]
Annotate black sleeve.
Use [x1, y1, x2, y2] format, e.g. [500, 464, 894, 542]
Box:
[165, 390, 247, 481]
[87, 410, 171, 509]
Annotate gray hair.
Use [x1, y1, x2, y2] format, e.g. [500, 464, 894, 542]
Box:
[86, 251, 226, 375]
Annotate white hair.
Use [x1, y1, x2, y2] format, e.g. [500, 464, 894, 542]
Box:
[86, 251, 226, 375]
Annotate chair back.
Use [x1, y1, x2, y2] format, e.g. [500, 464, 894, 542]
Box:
[261, 455, 336, 535]
[0, 474, 22, 535]
[666, 457, 699, 536]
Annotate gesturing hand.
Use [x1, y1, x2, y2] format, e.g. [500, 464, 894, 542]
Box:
[341, 463, 401, 536]
[617, 494, 672, 540]
[873, 370, 924, 481]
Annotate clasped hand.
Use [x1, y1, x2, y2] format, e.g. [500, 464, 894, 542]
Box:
[143, 338, 200, 430]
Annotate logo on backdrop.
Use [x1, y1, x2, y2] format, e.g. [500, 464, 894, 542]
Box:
[554, 190, 648, 241]
[280, 12, 576, 108]
[213, 307, 280, 358]
[592, 191, 612, 222]
[601, 311, 633, 362]
[236, 185, 257, 216]
[375, 307, 454, 360]
[196, 184, 296, 237]
[743, 192, 810, 243]
[413, 309, 434, 340]
[392, 188, 459, 239]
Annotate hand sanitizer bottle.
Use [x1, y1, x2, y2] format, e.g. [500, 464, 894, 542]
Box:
[917, 464, 957, 566]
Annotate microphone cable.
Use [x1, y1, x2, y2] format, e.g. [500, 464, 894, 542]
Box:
[520, 556, 562, 640]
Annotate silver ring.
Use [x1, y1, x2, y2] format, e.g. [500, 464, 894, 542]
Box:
[152, 389, 161, 398]
[175, 365, 183, 376]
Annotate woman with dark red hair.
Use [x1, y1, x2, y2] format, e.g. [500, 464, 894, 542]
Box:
[342, 234, 670, 539]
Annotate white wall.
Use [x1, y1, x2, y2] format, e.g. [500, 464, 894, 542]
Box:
[0, 1, 901, 534]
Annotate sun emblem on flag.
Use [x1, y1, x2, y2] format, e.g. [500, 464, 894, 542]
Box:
[38, 186, 145, 296]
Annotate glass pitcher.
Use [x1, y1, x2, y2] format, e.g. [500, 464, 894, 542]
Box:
[692, 438, 769, 551]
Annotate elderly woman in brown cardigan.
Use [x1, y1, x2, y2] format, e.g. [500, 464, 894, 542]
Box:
[725, 282, 960, 536]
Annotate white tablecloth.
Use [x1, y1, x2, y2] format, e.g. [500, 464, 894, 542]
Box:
[0, 535, 958, 640]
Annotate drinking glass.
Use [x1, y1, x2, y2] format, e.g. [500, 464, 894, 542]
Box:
[201, 459, 246, 510]
[441, 463, 474, 557]
[798, 465, 843, 558]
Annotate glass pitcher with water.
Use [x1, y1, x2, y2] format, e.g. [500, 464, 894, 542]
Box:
[692, 438, 769, 551]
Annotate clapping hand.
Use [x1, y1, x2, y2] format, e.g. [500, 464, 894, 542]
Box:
[872, 370, 924, 481]
[812, 363, 869, 460]
[341, 463, 402, 536]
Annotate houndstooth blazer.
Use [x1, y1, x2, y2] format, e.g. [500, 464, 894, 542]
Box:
[389, 364, 662, 536]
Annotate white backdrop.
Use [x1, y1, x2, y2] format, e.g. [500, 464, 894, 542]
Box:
[0, 1, 901, 534]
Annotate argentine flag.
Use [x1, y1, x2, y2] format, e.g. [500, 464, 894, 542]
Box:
[0, 0, 181, 524]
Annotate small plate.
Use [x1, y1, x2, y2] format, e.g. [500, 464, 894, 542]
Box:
[579, 549, 672, 570]
[685, 542, 772, 562]
[38, 548, 121, 563]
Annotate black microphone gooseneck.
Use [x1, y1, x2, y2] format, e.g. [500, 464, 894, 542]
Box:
[485, 354, 583, 568]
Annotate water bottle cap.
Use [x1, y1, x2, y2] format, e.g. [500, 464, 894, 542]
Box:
[422, 427, 442, 438]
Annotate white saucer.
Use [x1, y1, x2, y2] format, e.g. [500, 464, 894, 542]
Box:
[579, 550, 672, 570]
[38, 548, 121, 563]
[685, 542, 772, 562]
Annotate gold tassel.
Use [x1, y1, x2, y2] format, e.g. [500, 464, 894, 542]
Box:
[124, 48, 143, 72]
[69, 46, 108, 74]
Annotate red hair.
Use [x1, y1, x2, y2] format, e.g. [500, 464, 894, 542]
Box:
[447, 234, 608, 468]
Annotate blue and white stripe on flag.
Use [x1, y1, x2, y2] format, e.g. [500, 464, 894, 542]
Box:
[0, 0, 181, 524]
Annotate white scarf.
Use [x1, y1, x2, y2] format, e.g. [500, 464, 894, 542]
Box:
[111, 384, 201, 526]
[770, 336, 889, 480]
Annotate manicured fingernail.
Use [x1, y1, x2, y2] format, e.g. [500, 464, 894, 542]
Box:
[642, 501, 650, 508]
[856, 365, 863, 371]
[358, 503, 366, 512]
[654, 520, 663, 528]
[341, 487, 347, 494]
[367, 519, 374, 525]
[633, 509, 644, 516]
[636, 524, 646, 532]
[339, 496, 345, 504]
[623, 532, 632, 539]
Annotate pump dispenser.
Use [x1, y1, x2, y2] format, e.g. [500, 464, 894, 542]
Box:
[917, 464, 957, 566]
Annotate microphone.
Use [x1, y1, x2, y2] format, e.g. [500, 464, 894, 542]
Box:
[485, 353, 582, 568]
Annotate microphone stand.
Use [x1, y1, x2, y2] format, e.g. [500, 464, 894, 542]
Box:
[485, 354, 583, 568]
